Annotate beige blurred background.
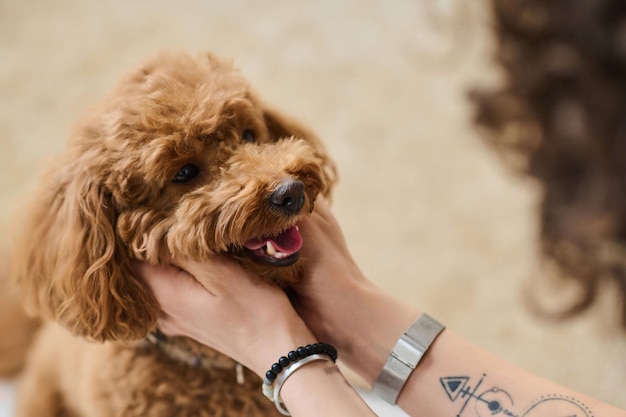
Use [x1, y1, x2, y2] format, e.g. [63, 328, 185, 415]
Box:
[0, 0, 624, 413]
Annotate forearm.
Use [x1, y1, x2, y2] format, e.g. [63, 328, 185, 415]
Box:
[397, 329, 626, 417]
[294, 201, 625, 416]
[236, 314, 376, 417]
[334, 282, 419, 384]
[330, 283, 626, 417]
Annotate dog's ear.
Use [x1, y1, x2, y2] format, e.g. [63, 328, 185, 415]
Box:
[11, 161, 158, 342]
[263, 106, 338, 198]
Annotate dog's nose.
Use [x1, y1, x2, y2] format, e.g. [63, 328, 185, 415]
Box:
[269, 179, 305, 214]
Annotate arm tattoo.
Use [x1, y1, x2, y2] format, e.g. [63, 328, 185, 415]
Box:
[440, 374, 594, 417]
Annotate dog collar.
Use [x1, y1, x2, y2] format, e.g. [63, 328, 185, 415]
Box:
[144, 329, 245, 384]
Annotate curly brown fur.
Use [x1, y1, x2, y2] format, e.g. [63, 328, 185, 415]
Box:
[8, 51, 336, 417]
[471, 0, 626, 324]
[0, 256, 40, 377]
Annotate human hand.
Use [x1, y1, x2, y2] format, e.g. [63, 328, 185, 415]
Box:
[137, 256, 316, 377]
[292, 197, 419, 380]
[290, 197, 372, 346]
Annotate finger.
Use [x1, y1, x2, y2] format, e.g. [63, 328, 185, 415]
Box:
[135, 262, 213, 301]
[301, 196, 333, 233]
[173, 255, 234, 278]
[314, 194, 331, 213]
[299, 211, 328, 259]
[171, 255, 250, 294]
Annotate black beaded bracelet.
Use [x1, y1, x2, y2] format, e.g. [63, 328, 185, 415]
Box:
[262, 342, 337, 400]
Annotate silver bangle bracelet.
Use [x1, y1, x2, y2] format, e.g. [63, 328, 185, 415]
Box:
[273, 354, 333, 416]
[372, 313, 445, 404]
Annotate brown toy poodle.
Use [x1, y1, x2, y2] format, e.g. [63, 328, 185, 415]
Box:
[1, 50, 336, 416]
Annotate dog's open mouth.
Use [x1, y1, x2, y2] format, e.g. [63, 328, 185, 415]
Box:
[243, 225, 303, 266]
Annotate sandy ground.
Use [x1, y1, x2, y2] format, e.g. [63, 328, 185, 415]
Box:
[1, 0, 625, 415]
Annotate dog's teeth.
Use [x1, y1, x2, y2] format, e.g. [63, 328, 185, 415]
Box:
[265, 241, 288, 259]
[266, 241, 277, 256]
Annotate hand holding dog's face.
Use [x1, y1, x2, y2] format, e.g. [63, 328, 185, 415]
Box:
[12, 52, 336, 342]
[137, 255, 314, 378]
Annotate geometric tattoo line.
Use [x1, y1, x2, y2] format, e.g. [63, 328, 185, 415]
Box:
[440, 376, 469, 401]
[521, 394, 594, 417]
[440, 375, 593, 417]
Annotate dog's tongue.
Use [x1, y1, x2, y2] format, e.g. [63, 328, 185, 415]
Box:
[244, 226, 303, 255]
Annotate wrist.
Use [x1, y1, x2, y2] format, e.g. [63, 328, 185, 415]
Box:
[335, 283, 420, 385]
[245, 316, 318, 378]
[372, 313, 445, 404]
[278, 360, 377, 417]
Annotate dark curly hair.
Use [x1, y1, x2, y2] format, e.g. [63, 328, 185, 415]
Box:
[471, 0, 626, 325]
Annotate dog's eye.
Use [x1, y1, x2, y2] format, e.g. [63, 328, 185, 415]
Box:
[173, 164, 200, 183]
[242, 130, 255, 143]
